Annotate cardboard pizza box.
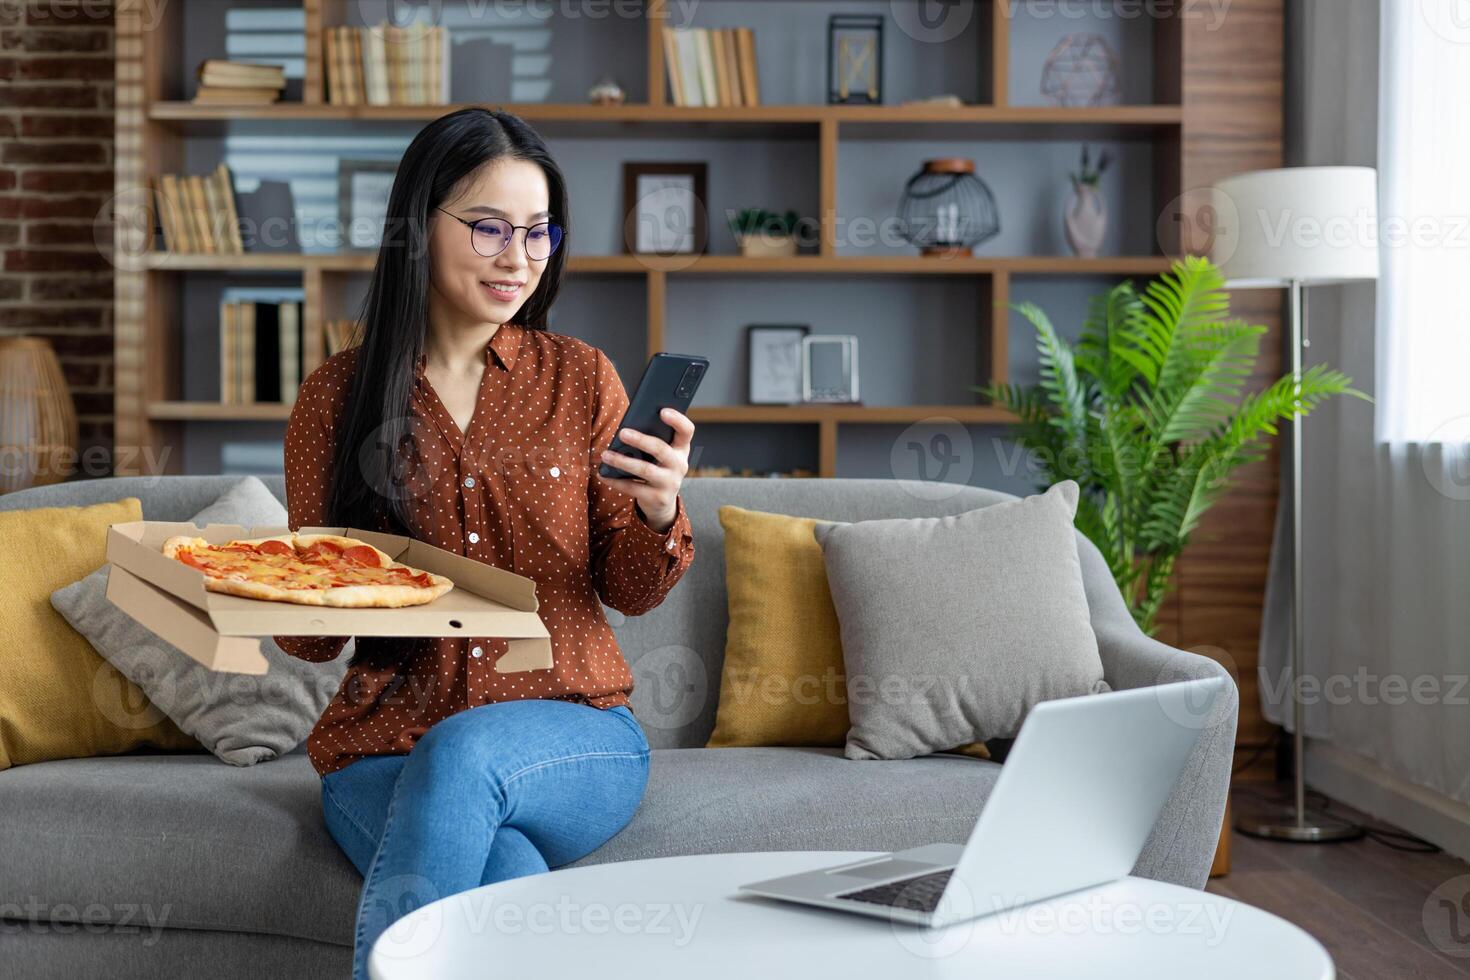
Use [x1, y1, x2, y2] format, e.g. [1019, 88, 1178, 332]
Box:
[104, 521, 554, 676]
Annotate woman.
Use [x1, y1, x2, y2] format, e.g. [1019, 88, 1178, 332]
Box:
[276, 107, 695, 979]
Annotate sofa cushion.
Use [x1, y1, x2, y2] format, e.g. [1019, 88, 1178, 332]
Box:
[0, 498, 199, 770]
[0, 746, 999, 946]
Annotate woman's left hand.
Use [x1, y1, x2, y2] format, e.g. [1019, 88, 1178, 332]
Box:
[598, 408, 694, 533]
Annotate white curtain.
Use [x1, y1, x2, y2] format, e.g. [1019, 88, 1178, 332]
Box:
[1375, 0, 1470, 443]
[1259, 0, 1470, 805]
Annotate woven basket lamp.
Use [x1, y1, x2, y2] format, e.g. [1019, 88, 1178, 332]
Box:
[0, 337, 78, 493]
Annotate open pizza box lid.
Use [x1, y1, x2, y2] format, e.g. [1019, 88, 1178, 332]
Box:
[105, 521, 553, 677]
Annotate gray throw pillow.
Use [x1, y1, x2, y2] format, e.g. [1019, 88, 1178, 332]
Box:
[50, 476, 351, 766]
[812, 480, 1108, 761]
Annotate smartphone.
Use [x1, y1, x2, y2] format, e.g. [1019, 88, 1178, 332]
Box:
[598, 352, 709, 480]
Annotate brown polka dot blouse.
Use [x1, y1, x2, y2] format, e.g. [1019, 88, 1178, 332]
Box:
[277, 323, 695, 777]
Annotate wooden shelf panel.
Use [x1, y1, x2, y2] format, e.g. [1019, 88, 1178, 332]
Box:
[146, 402, 1015, 425]
[139, 252, 1173, 276]
[148, 101, 1182, 139]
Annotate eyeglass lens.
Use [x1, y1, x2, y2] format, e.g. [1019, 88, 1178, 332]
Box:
[471, 218, 563, 260]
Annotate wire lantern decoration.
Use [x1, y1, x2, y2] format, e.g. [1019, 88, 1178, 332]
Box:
[896, 158, 1001, 256]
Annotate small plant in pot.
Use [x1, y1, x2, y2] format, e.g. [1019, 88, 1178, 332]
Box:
[980, 256, 1365, 635]
[730, 208, 801, 258]
[1065, 144, 1112, 258]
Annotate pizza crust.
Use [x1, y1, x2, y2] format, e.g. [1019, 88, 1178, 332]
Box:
[161, 532, 454, 608]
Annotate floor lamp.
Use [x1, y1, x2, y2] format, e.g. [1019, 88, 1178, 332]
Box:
[1207, 167, 1378, 843]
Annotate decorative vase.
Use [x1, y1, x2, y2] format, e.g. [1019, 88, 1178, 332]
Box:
[0, 336, 78, 492]
[737, 234, 797, 258]
[1065, 183, 1108, 258]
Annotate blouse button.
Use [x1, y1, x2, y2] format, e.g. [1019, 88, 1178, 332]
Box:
[667, 539, 677, 552]
[463, 476, 476, 489]
[549, 466, 560, 478]
[471, 646, 483, 658]
[468, 532, 481, 544]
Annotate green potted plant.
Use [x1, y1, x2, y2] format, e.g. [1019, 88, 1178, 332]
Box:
[729, 207, 801, 258]
[981, 255, 1365, 634]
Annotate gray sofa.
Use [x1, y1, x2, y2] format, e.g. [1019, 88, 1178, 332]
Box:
[0, 475, 1236, 979]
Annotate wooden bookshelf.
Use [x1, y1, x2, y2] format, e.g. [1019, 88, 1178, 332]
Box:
[114, 0, 1197, 480]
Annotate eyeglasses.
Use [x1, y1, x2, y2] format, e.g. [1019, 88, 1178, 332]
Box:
[435, 207, 564, 261]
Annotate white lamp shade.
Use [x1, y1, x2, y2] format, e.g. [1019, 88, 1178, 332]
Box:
[1207, 166, 1379, 287]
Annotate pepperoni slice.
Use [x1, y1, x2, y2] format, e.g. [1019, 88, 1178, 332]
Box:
[177, 550, 210, 571]
[257, 539, 294, 556]
[343, 545, 381, 567]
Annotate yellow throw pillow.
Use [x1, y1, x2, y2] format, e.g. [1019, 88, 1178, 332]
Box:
[0, 498, 198, 769]
[706, 504, 987, 759]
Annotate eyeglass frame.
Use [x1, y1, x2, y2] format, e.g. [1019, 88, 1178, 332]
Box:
[434, 206, 564, 260]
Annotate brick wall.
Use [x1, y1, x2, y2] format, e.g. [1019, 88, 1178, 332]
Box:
[0, 0, 115, 468]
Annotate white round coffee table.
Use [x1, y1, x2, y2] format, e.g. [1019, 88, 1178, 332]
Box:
[369, 850, 1333, 979]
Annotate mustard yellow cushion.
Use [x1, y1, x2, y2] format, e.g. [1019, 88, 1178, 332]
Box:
[706, 504, 987, 759]
[0, 498, 198, 769]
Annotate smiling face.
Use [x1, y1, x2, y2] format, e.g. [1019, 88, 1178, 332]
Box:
[427, 157, 552, 330]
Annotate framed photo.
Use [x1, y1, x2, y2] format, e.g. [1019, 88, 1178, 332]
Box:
[338, 159, 398, 251]
[828, 14, 883, 105]
[622, 162, 708, 255]
[802, 334, 860, 403]
[746, 324, 809, 404]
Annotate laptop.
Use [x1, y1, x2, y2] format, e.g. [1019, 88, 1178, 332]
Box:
[737, 676, 1227, 928]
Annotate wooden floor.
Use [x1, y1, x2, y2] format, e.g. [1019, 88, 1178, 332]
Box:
[1207, 786, 1470, 978]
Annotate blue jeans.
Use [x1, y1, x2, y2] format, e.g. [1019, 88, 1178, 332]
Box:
[319, 698, 651, 980]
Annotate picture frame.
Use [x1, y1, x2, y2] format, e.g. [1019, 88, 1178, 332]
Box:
[622, 162, 708, 255]
[746, 324, 810, 405]
[802, 334, 860, 403]
[338, 159, 398, 251]
[828, 14, 884, 105]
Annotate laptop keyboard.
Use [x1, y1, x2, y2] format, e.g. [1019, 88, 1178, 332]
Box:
[835, 868, 953, 912]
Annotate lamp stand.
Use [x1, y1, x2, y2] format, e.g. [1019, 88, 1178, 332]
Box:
[1236, 280, 1364, 843]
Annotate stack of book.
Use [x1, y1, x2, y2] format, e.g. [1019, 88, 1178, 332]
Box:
[324, 318, 359, 355]
[325, 22, 451, 105]
[662, 26, 760, 107]
[151, 163, 244, 254]
[193, 59, 286, 104]
[220, 299, 304, 404]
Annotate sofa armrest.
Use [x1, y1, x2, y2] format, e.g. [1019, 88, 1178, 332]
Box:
[1094, 621, 1239, 889]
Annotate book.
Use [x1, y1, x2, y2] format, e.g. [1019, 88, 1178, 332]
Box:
[192, 85, 281, 105]
[736, 28, 760, 106]
[220, 300, 236, 403]
[196, 59, 285, 89]
[238, 301, 255, 403]
[185, 176, 213, 254]
[214, 162, 245, 253]
[364, 26, 389, 105]
[661, 27, 684, 106]
[674, 28, 703, 107]
[252, 300, 281, 403]
[278, 301, 302, 403]
[722, 29, 743, 108]
[694, 29, 718, 107]
[711, 27, 730, 106]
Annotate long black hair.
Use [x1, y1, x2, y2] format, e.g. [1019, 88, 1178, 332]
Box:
[326, 107, 570, 538]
